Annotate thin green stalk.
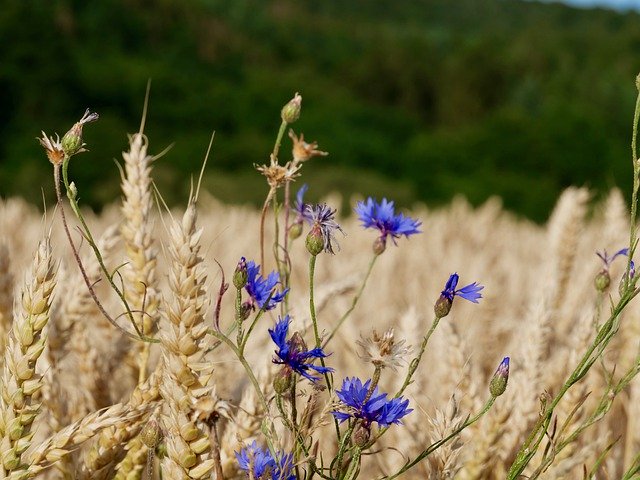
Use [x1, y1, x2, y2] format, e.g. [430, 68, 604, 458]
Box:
[332, 422, 356, 478]
[622, 450, 640, 480]
[507, 289, 637, 478]
[324, 256, 377, 347]
[207, 328, 278, 448]
[383, 397, 496, 480]
[342, 448, 362, 480]
[60, 159, 157, 342]
[395, 316, 441, 398]
[627, 84, 640, 280]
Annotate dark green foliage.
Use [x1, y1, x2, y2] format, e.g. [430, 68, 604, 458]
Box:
[0, 0, 637, 221]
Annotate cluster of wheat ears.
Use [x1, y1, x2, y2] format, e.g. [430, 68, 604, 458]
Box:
[0, 86, 640, 480]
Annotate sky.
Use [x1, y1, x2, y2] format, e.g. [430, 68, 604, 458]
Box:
[553, 0, 640, 9]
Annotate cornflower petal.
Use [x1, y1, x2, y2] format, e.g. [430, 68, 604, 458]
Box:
[355, 197, 421, 245]
[244, 260, 288, 310]
[269, 316, 333, 382]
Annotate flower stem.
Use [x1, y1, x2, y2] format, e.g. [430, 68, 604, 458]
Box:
[324, 255, 378, 347]
[395, 316, 441, 398]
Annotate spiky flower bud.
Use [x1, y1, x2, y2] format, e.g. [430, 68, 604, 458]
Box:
[141, 418, 163, 449]
[281, 93, 302, 124]
[61, 109, 99, 157]
[306, 226, 324, 256]
[594, 270, 610, 292]
[353, 422, 371, 447]
[489, 357, 510, 397]
[233, 257, 248, 289]
[373, 236, 387, 255]
[289, 222, 303, 240]
[434, 295, 452, 319]
[273, 367, 293, 394]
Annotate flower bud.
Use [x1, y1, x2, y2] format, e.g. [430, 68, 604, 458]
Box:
[281, 93, 302, 124]
[289, 222, 303, 240]
[594, 270, 610, 292]
[373, 236, 387, 255]
[306, 226, 324, 256]
[489, 357, 510, 397]
[273, 367, 293, 394]
[68, 182, 78, 201]
[434, 295, 452, 319]
[233, 257, 248, 289]
[61, 110, 98, 157]
[141, 418, 163, 449]
[353, 423, 371, 447]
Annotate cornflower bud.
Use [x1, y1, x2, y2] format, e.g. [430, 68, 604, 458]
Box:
[281, 93, 302, 124]
[353, 422, 371, 447]
[489, 357, 510, 397]
[273, 367, 293, 394]
[594, 270, 610, 292]
[141, 418, 163, 449]
[61, 109, 99, 157]
[306, 225, 324, 256]
[289, 221, 303, 240]
[233, 257, 248, 289]
[373, 236, 387, 255]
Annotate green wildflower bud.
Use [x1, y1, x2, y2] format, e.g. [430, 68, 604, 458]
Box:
[353, 423, 371, 447]
[289, 222, 303, 240]
[305, 226, 324, 256]
[489, 357, 510, 397]
[61, 109, 99, 157]
[373, 236, 387, 255]
[141, 418, 163, 449]
[273, 367, 293, 394]
[594, 270, 610, 292]
[68, 181, 78, 201]
[434, 295, 452, 319]
[281, 93, 302, 124]
[233, 257, 248, 289]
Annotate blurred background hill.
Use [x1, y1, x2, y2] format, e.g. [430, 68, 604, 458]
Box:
[1, 0, 639, 221]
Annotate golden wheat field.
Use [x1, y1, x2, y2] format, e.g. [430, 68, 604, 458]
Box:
[1, 108, 640, 480]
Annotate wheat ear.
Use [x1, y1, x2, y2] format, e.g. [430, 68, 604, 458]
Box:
[159, 203, 216, 479]
[0, 239, 56, 476]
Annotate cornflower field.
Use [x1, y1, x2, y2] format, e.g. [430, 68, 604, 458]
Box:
[1, 84, 640, 480]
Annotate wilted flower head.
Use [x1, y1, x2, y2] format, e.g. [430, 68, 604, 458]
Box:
[37, 132, 65, 165]
[256, 159, 301, 189]
[355, 197, 422, 254]
[289, 130, 328, 163]
[244, 260, 288, 311]
[356, 328, 411, 371]
[434, 273, 484, 318]
[489, 356, 510, 397]
[269, 315, 333, 383]
[332, 377, 412, 428]
[235, 441, 295, 480]
[305, 203, 344, 255]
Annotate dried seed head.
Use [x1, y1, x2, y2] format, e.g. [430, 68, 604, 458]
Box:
[37, 132, 65, 165]
[289, 130, 328, 163]
[357, 328, 410, 371]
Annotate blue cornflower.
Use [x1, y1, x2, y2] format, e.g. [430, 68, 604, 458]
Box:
[332, 377, 412, 428]
[305, 203, 344, 255]
[235, 442, 295, 480]
[355, 197, 421, 254]
[435, 273, 484, 318]
[595, 248, 635, 292]
[269, 316, 333, 383]
[244, 260, 289, 311]
[294, 184, 311, 223]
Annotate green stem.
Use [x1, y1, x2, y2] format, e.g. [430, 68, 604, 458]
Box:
[384, 397, 496, 479]
[395, 316, 441, 398]
[273, 120, 288, 160]
[342, 448, 362, 480]
[324, 256, 377, 347]
[627, 86, 640, 280]
[332, 422, 356, 478]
